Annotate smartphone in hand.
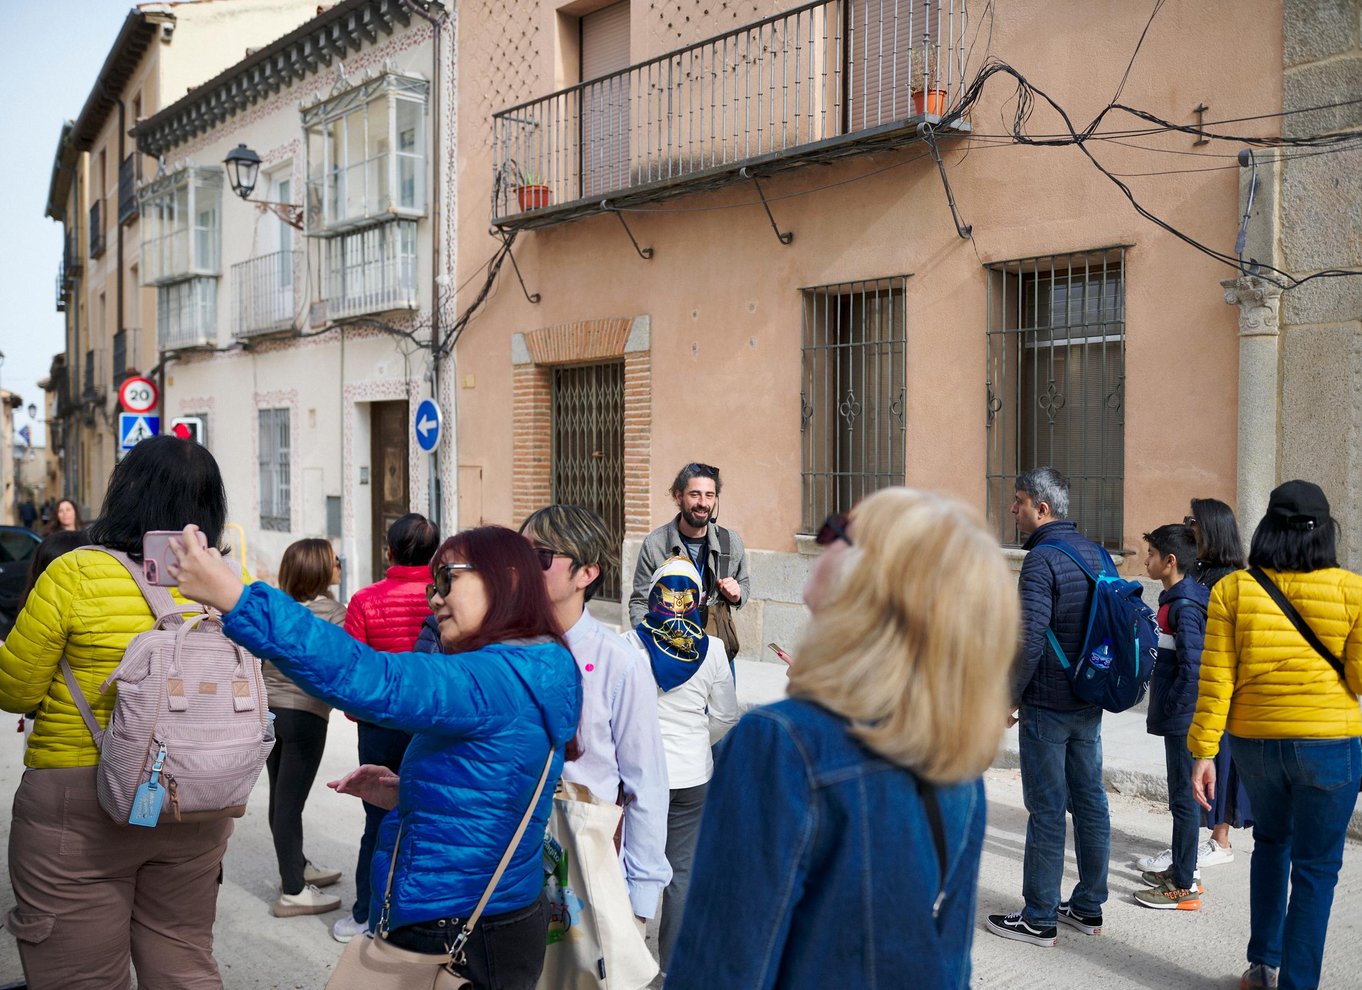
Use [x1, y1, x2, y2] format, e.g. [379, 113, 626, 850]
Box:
[767, 642, 793, 665]
[142, 530, 207, 587]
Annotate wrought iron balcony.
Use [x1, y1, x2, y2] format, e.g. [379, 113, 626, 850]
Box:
[118, 154, 139, 225]
[233, 250, 299, 338]
[55, 265, 66, 312]
[89, 199, 106, 258]
[492, 0, 967, 229]
[324, 219, 418, 320]
[65, 224, 82, 274]
[112, 327, 142, 386]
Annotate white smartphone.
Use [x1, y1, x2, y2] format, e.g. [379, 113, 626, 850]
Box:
[141, 530, 207, 587]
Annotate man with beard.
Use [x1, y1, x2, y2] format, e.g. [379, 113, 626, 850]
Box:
[629, 463, 750, 644]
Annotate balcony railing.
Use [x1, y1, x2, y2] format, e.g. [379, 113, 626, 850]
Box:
[158, 278, 219, 352]
[55, 265, 66, 312]
[118, 154, 139, 225]
[492, 0, 966, 227]
[233, 250, 299, 338]
[324, 220, 418, 320]
[89, 200, 106, 258]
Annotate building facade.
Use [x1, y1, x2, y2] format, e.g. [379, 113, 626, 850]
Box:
[45, 0, 327, 518]
[451, 0, 1291, 654]
[131, 0, 454, 584]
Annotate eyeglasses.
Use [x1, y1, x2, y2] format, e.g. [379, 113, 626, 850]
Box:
[815, 512, 853, 547]
[1184, 515, 1198, 528]
[426, 562, 476, 605]
[532, 546, 571, 571]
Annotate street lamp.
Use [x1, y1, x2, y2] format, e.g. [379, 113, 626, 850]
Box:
[223, 143, 304, 229]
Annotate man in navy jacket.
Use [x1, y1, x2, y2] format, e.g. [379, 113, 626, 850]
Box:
[987, 467, 1112, 949]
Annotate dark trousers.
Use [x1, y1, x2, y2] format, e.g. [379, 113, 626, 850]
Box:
[264, 708, 329, 894]
[353, 722, 412, 922]
[659, 781, 709, 971]
[386, 896, 547, 990]
[1163, 733, 1199, 890]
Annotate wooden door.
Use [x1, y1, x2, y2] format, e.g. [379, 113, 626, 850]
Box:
[370, 400, 410, 583]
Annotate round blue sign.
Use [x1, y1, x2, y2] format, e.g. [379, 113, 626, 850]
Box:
[414, 399, 442, 453]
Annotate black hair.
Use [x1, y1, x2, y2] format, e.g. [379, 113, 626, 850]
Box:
[1143, 524, 1198, 577]
[19, 529, 89, 612]
[1189, 497, 1245, 568]
[387, 513, 440, 567]
[86, 435, 228, 559]
[670, 462, 722, 497]
[1248, 514, 1339, 573]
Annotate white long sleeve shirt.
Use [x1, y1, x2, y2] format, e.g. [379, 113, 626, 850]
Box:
[623, 631, 740, 789]
[562, 611, 672, 918]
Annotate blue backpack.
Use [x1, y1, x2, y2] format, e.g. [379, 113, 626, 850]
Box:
[1040, 541, 1159, 713]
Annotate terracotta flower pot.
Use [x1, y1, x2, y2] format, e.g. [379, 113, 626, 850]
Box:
[912, 89, 948, 116]
[517, 184, 552, 211]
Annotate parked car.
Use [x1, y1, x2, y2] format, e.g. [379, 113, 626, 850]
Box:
[0, 525, 42, 639]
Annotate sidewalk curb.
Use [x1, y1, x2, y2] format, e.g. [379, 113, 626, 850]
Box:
[992, 743, 1362, 842]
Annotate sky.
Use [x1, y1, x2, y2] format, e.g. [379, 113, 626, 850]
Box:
[0, 0, 134, 447]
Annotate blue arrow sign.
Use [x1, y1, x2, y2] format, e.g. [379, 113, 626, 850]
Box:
[119, 413, 160, 450]
[414, 399, 442, 453]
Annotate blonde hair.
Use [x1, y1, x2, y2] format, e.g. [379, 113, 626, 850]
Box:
[788, 487, 1018, 784]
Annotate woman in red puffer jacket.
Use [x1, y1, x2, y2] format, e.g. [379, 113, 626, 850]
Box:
[331, 512, 441, 943]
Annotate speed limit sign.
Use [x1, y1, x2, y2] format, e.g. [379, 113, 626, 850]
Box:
[118, 376, 159, 414]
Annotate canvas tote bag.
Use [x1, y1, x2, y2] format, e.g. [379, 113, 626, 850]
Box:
[539, 782, 659, 990]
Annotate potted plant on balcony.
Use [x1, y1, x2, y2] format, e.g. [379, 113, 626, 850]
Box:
[912, 85, 948, 117]
[517, 171, 552, 212]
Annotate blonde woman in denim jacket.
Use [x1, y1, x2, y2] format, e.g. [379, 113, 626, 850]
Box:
[666, 488, 1020, 989]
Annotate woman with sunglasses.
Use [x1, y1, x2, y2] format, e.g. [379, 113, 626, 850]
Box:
[624, 555, 739, 975]
[170, 524, 582, 990]
[667, 489, 1020, 988]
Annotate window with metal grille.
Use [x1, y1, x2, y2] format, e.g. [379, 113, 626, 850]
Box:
[800, 276, 908, 531]
[985, 248, 1125, 548]
[258, 408, 291, 532]
[551, 361, 625, 601]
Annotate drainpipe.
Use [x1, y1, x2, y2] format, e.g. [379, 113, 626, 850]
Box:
[402, 0, 448, 531]
[98, 81, 128, 377]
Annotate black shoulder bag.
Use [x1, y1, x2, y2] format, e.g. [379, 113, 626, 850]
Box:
[913, 775, 949, 920]
[1247, 567, 1351, 690]
[704, 525, 741, 659]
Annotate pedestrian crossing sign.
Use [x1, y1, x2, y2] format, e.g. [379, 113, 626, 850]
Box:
[119, 413, 160, 450]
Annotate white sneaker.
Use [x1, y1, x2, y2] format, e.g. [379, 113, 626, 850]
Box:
[273, 883, 342, 918]
[304, 860, 342, 888]
[332, 915, 368, 943]
[1198, 838, 1234, 867]
[1135, 848, 1173, 871]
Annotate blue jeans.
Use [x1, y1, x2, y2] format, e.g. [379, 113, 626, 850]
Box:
[1164, 733, 1199, 890]
[1230, 736, 1361, 990]
[353, 722, 412, 923]
[1019, 705, 1109, 927]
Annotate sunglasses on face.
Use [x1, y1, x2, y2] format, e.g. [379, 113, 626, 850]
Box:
[815, 512, 853, 547]
[532, 546, 572, 571]
[426, 562, 476, 605]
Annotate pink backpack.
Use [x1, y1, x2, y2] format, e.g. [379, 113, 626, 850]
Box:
[61, 547, 275, 826]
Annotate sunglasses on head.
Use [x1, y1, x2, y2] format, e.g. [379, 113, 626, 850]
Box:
[426, 562, 476, 605]
[815, 512, 853, 547]
[1184, 515, 1198, 528]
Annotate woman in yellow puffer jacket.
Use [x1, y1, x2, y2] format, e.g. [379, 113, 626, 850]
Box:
[0, 435, 235, 990]
[1190, 481, 1362, 990]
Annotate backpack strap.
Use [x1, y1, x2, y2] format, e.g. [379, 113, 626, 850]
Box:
[59, 655, 105, 748]
[714, 525, 731, 581]
[1248, 567, 1349, 689]
[82, 545, 182, 623]
[913, 773, 948, 919]
[1034, 539, 1109, 671]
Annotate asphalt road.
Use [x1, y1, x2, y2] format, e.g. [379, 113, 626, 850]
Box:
[1, 716, 1360, 988]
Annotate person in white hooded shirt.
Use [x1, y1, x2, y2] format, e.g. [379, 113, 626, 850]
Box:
[625, 555, 739, 972]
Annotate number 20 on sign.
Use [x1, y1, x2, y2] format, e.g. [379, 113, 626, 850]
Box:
[118, 376, 159, 413]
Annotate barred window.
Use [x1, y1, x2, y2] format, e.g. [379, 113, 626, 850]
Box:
[258, 408, 291, 532]
[800, 276, 908, 531]
[986, 248, 1125, 548]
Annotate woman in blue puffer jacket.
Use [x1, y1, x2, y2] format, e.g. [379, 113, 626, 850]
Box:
[173, 525, 581, 990]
